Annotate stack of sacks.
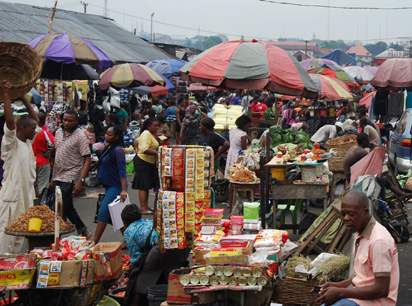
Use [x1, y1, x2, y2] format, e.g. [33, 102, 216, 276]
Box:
[212, 104, 243, 130]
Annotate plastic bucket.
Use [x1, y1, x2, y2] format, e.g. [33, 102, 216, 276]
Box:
[271, 167, 287, 181]
[28, 218, 42, 232]
[108, 287, 126, 305]
[147, 284, 168, 306]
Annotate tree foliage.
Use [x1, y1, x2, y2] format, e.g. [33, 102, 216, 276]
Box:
[200, 36, 223, 50]
[364, 41, 388, 56]
[320, 40, 349, 50]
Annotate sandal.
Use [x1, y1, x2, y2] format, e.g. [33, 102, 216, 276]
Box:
[142, 209, 154, 215]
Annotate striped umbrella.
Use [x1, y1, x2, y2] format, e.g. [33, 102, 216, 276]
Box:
[310, 74, 353, 101]
[342, 66, 374, 84]
[99, 63, 164, 90]
[300, 58, 341, 71]
[308, 65, 360, 92]
[28, 33, 112, 70]
[133, 73, 175, 96]
[180, 40, 318, 98]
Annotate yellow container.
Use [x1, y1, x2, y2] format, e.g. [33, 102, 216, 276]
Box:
[28, 218, 42, 232]
[270, 167, 287, 181]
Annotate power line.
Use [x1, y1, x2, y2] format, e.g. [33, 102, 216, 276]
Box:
[258, 0, 412, 10]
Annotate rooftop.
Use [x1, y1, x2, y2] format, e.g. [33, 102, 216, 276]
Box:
[346, 44, 372, 57]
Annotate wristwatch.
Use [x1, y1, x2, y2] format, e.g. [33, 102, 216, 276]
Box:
[80, 178, 85, 183]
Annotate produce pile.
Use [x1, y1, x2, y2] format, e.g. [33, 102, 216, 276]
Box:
[268, 125, 312, 150]
[6, 205, 69, 232]
[227, 164, 260, 183]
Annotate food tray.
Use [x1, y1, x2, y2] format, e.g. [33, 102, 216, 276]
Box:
[5, 227, 75, 237]
[203, 208, 224, 218]
[293, 162, 325, 167]
[229, 181, 260, 185]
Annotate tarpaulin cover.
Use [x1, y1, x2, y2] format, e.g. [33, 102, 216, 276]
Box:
[349, 146, 386, 187]
[322, 49, 356, 66]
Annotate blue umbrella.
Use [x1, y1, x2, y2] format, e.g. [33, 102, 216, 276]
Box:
[146, 58, 187, 78]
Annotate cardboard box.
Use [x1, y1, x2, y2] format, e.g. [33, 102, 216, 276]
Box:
[0, 269, 36, 290]
[36, 259, 95, 288]
[92, 242, 122, 280]
[167, 273, 191, 304]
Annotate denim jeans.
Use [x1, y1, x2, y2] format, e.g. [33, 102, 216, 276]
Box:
[55, 181, 87, 234]
[322, 299, 359, 306]
[98, 186, 122, 223]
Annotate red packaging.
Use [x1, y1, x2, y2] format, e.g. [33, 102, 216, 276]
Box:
[173, 167, 184, 177]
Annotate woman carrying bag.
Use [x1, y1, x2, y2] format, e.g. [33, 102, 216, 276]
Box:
[91, 125, 128, 245]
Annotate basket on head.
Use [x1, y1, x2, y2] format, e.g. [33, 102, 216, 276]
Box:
[0, 42, 42, 100]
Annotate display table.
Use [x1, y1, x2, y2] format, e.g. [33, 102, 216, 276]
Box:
[272, 181, 329, 230]
[5, 228, 75, 251]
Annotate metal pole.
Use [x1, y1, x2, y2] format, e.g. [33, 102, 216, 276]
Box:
[151, 12, 154, 42]
[80, 1, 88, 13]
[260, 156, 265, 229]
[48, 0, 58, 33]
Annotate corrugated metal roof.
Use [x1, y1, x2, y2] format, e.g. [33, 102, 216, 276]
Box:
[0, 2, 170, 63]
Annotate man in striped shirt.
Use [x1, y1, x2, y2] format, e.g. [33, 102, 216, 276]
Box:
[52, 110, 92, 239]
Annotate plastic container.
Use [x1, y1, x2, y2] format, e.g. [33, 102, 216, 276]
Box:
[270, 167, 287, 181]
[231, 225, 243, 231]
[230, 215, 244, 225]
[202, 217, 222, 226]
[28, 218, 42, 232]
[147, 285, 168, 306]
[203, 208, 224, 218]
[109, 287, 126, 305]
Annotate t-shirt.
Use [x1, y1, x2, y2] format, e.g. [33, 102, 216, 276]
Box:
[310, 125, 337, 144]
[32, 130, 55, 167]
[363, 125, 381, 147]
[350, 217, 399, 306]
[182, 114, 201, 137]
[115, 109, 128, 126]
[343, 145, 368, 181]
[198, 132, 226, 155]
[251, 102, 267, 124]
[137, 130, 159, 164]
[97, 145, 127, 188]
[165, 107, 177, 121]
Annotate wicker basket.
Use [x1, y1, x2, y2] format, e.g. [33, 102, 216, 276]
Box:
[275, 277, 321, 306]
[328, 156, 345, 172]
[326, 134, 357, 157]
[0, 42, 42, 100]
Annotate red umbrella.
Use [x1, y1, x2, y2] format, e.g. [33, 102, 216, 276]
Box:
[371, 58, 412, 88]
[180, 40, 318, 98]
[359, 92, 376, 109]
[349, 147, 385, 187]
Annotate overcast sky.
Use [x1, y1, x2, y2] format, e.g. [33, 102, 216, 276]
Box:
[5, 0, 412, 44]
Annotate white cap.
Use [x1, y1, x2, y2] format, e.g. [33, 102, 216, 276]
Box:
[335, 121, 344, 130]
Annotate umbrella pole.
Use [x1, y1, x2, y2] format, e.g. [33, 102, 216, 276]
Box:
[60, 62, 63, 81]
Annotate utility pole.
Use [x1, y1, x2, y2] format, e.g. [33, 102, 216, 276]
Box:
[104, 0, 108, 17]
[80, 1, 88, 13]
[151, 12, 154, 42]
[305, 40, 308, 59]
[49, 0, 58, 33]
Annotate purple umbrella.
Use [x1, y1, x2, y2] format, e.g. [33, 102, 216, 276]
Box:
[363, 66, 379, 76]
[28, 33, 112, 70]
[300, 58, 341, 71]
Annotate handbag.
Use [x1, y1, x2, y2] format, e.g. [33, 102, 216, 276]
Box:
[124, 229, 154, 305]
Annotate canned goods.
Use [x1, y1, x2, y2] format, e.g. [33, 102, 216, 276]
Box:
[223, 266, 233, 276]
[257, 276, 268, 286]
[238, 276, 247, 286]
[229, 276, 238, 286]
[200, 275, 209, 285]
[242, 267, 252, 277]
[214, 266, 224, 277]
[252, 267, 263, 277]
[233, 267, 243, 277]
[179, 274, 190, 286]
[210, 275, 219, 286]
[247, 276, 257, 286]
[219, 275, 229, 285]
[190, 274, 200, 285]
[205, 266, 214, 276]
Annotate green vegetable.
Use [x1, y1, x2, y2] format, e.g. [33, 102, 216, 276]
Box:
[269, 125, 283, 135]
[263, 108, 275, 120]
[282, 133, 293, 143]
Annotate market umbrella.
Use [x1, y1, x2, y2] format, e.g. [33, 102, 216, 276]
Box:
[363, 66, 379, 76]
[27, 33, 112, 70]
[371, 58, 412, 88]
[308, 65, 360, 92]
[188, 83, 218, 93]
[358, 91, 376, 109]
[300, 58, 341, 71]
[99, 63, 165, 90]
[309, 74, 353, 101]
[342, 66, 374, 84]
[146, 58, 187, 78]
[41, 60, 99, 80]
[180, 40, 318, 98]
[133, 72, 175, 96]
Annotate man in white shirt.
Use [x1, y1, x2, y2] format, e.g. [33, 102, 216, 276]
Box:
[0, 82, 39, 253]
[310, 122, 343, 147]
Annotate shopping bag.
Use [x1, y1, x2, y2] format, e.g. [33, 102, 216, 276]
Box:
[108, 195, 130, 231]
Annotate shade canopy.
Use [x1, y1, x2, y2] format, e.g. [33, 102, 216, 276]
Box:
[180, 40, 318, 98]
[310, 74, 353, 101]
[146, 58, 187, 78]
[371, 58, 412, 88]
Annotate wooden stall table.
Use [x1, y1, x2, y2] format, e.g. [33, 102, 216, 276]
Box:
[229, 181, 260, 213]
[5, 228, 75, 251]
[272, 179, 329, 230]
